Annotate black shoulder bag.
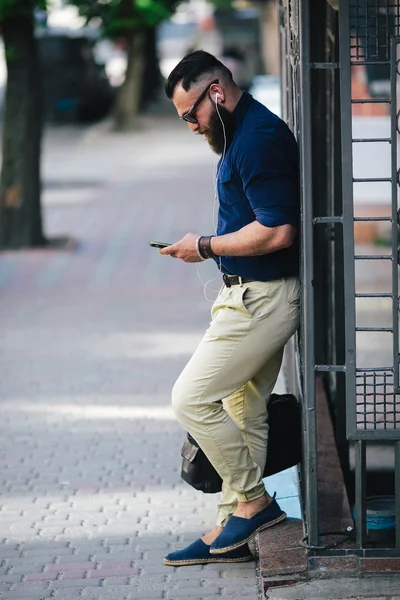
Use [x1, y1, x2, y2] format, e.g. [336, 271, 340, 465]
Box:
[180, 393, 302, 493]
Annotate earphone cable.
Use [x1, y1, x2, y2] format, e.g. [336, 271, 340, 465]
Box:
[196, 93, 227, 302]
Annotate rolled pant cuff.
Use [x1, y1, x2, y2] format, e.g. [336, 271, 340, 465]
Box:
[217, 515, 229, 528]
[231, 483, 266, 504]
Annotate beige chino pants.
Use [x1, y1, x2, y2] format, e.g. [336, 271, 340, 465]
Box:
[172, 276, 300, 527]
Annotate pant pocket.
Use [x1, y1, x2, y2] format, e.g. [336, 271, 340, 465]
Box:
[238, 283, 278, 319]
[286, 277, 300, 307]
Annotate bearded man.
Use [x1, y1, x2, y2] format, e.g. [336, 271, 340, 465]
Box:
[160, 50, 300, 566]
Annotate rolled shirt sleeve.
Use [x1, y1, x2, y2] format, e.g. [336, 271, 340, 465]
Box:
[235, 127, 299, 228]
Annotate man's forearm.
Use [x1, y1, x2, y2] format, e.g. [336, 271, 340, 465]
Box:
[211, 221, 296, 257]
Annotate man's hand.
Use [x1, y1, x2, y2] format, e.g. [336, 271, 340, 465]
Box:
[159, 233, 204, 263]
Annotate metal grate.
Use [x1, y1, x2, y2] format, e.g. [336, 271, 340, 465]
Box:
[350, 0, 400, 63]
[356, 371, 400, 428]
[280, 0, 301, 137]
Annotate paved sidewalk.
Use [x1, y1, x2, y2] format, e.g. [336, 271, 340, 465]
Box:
[0, 118, 259, 599]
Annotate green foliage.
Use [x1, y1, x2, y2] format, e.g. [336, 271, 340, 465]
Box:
[4, 43, 18, 61]
[70, 0, 181, 37]
[0, 0, 46, 21]
[206, 0, 233, 9]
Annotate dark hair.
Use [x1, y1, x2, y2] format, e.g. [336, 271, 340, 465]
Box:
[165, 50, 233, 99]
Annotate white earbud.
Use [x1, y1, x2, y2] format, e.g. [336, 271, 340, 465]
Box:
[215, 92, 220, 101]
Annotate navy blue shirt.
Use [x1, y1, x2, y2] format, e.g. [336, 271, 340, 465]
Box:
[216, 91, 299, 281]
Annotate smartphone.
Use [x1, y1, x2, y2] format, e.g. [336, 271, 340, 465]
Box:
[149, 241, 171, 248]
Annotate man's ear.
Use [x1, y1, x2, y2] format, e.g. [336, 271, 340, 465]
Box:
[210, 85, 224, 103]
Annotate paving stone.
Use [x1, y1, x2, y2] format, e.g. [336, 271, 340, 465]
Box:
[129, 592, 164, 600]
[91, 550, 140, 562]
[134, 563, 170, 574]
[22, 548, 74, 559]
[220, 570, 257, 580]
[0, 574, 23, 584]
[10, 564, 45, 574]
[170, 569, 214, 580]
[0, 597, 53, 600]
[0, 592, 53, 599]
[19, 542, 69, 551]
[182, 584, 222, 595]
[56, 556, 93, 567]
[8, 584, 53, 599]
[220, 595, 259, 599]
[49, 578, 102, 588]
[220, 583, 259, 593]
[0, 551, 22, 560]
[81, 587, 133, 599]
[101, 576, 130, 585]
[165, 593, 215, 600]
[52, 590, 84, 599]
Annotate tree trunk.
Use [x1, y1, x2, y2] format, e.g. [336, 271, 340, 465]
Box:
[0, 15, 45, 249]
[114, 31, 145, 131]
[140, 28, 162, 110]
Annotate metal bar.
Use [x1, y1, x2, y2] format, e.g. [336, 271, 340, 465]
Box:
[339, 0, 357, 439]
[396, 442, 400, 549]
[313, 216, 343, 224]
[314, 364, 346, 372]
[355, 441, 367, 547]
[354, 217, 392, 222]
[351, 99, 391, 104]
[356, 327, 393, 332]
[309, 62, 339, 69]
[352, 138, 392, 144]
[354, 255, 393, 260]
[356, 367, 394, 372]
[352, 138, 392, 143]
[355, 294, 393, 298]
[350, 60, 396, 66]
[349, 429, 400, 440]
[353, 177, 392, 183]
[299, 0, 319, 549]
[391, 38, 400, 393]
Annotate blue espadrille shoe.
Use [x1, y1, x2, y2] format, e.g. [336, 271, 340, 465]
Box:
[163, 538, 254, 566]
[210, 494, 286, 554]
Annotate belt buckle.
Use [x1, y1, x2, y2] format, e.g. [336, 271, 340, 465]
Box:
[223, 274, 232, 287]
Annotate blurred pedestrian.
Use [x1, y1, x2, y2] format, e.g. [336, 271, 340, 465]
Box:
[160, 50, 300, 566]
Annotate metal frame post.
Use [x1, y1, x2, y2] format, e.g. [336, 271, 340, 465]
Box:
[299, 0, 319, 548]
[391, 38, 400, 393]
[396, 442, 400, 548]
[355, 440, 367, 547]
[338, 0, 357, 438]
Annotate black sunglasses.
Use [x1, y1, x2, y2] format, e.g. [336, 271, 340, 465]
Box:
[181, 79, 219, 124]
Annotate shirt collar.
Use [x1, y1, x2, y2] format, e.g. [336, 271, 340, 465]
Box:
[233, 90, 253, 127]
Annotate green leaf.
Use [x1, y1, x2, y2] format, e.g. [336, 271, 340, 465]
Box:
[67, 0, 180, 35]
[0, 0, 47, 20]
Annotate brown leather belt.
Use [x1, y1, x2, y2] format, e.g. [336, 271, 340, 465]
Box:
[222, 274, 254, 287]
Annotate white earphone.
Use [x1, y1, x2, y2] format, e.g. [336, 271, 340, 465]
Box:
[196, 87, 226, 302]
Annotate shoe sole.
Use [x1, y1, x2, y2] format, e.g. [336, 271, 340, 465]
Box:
[209, 511, 287, 554]
[163, 555, 254, 566]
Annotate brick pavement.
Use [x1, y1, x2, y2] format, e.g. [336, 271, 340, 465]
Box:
[0, 118, 260, 599]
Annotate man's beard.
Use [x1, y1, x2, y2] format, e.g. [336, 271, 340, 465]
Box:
[200, 104, 235, 155]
